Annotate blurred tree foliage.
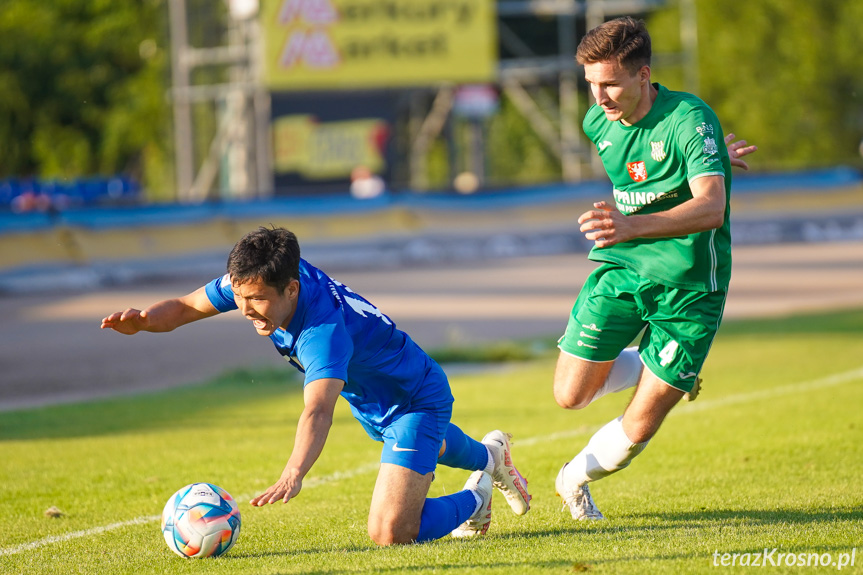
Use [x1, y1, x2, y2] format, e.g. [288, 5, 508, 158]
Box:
[424, 92, 562, 191]
[649, 0, 863, 171]
[469, 0, 863, 186]
[486, 91, 562, 187]
[2, 0, 862, 199]
[0, 0, 172, 192]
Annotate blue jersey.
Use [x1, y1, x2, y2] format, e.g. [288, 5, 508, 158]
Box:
[204, 259, 452, 430]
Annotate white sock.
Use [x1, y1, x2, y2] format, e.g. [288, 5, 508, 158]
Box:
[564, 416, 649, 486]
[590, 347, 642, 404]
[482, 448, 495, 475]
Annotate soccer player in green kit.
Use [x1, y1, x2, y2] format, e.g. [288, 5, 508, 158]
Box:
[553, 16, 757, 519]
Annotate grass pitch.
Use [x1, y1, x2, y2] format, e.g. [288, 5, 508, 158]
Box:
[1, 309, 862, 574]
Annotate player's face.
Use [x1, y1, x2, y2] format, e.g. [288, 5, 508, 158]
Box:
[231, 277, 299, 337]
[583, 60, 651, 125]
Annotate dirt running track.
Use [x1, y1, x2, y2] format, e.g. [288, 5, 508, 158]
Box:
[2, 241, 862, 411]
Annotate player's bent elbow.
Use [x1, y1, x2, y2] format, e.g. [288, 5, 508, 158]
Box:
[708, 212, 725, 230]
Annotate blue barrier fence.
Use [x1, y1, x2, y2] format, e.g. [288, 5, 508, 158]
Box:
[0, 167, 860, 236]
[0, 167, 861, 294]
[0, 176, 140, 213]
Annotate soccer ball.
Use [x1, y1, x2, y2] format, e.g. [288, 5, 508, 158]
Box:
[161, 483, 241, 558]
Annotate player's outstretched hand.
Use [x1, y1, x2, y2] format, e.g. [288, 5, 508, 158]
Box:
[250, 471, 303, 506]
[725, 133, 758, 171]
[100, 308, 151, 335]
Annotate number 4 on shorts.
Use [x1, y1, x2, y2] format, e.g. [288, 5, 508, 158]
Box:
[658, 340, 678, 367]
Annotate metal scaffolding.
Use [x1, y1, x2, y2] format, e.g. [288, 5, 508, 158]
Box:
[168, 0, 273, 202]
[168, 0, 694, 199]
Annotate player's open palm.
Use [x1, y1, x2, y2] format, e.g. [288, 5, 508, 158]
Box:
[250, 473, 303, 506]
[100, 308, 151, 335]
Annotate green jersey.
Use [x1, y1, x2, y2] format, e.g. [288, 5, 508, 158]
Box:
[583, 83, 732, 292]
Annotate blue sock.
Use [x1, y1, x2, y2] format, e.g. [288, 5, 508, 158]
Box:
[437, 424, 489, 471]
[416, 490, 478, 542]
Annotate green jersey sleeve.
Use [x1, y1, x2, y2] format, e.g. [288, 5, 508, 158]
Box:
[677, 103, 727, 183]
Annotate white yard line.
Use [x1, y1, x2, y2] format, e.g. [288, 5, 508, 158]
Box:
[517, 365, 863, 445]
[0, 463, 381, 557]
[3, 366, 861, 557]
[0, 516, 159, 557]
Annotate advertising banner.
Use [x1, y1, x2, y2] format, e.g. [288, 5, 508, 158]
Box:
[270, 91, 396, 194]
[262, 0, 497, 90]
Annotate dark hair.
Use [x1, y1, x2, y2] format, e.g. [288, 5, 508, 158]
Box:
[576, 16, 651, 74]
[227, 227, 301, 292]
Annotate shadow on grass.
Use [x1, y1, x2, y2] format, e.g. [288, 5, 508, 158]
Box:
[225, 541, 579, 572]
[275, 561, 578, 574]
[484, 506, 863, 542]
[0, 367, 303, 441]
[221, 506, 862, 571]
[620, 506, 863, 527]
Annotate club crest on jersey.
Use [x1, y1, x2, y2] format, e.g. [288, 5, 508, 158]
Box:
[650, 141, 666, 162]
[702, 137, 718, 156]
[627, 161, 648, 182]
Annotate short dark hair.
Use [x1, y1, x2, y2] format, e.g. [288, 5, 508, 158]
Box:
[576, 16, 651, 74]
[227, 226, 301, 292]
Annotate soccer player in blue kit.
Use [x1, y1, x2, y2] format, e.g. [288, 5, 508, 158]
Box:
[101, 226, 530, 545]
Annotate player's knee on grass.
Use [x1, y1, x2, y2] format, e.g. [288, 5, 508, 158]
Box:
[368, 464, 431, 545]
[367, 512, 419, 546]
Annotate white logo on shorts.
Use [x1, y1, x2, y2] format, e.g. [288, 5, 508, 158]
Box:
[392, 443, 418, 452]
[678, 372, 698, 380]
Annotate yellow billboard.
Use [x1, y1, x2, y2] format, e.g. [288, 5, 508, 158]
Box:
[262, 0, 497, 90]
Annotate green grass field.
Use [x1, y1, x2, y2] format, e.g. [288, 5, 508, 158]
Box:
[2, 309, 862, 574]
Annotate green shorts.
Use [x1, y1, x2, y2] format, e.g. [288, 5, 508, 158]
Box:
[558, 263, 727, 393]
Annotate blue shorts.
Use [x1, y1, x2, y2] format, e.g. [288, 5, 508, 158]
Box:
[350, 361, 454, 475]
[356, 407, 452, 475]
